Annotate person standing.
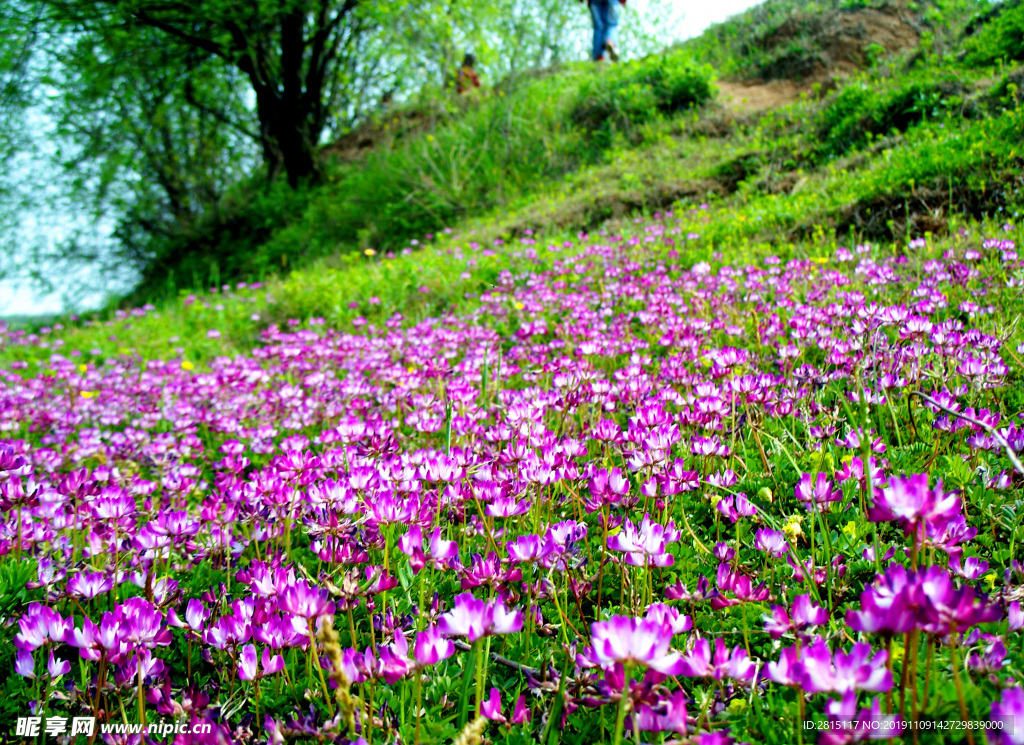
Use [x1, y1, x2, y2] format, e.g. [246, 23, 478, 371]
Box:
[456, 53, 481, 94]
[584, 0, 624, 62]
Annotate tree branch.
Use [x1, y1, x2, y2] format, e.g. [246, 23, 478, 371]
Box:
[909, 390, 1024, 476]
[451, 639, 543, 677]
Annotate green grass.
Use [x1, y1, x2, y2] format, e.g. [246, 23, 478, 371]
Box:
[127, 51, 713, 305]
[16, 0, 1024, 341]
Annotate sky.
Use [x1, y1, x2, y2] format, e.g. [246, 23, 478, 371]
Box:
[0, 0, 766, 318]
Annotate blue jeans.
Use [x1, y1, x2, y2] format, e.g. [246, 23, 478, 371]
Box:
[590, 0, 619, 60]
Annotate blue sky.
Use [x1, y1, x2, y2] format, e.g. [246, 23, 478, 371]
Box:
[0, 0, 765, 317]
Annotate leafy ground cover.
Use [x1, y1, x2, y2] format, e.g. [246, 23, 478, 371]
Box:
[2, 210, 1024, 744]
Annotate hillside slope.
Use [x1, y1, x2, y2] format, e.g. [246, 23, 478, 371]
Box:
[106, 0, 1023, 310]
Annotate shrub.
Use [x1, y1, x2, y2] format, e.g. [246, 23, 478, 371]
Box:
[961, 0, 1024, 66]
[569, 52, 714, 147]
[816, 77, 968, 159]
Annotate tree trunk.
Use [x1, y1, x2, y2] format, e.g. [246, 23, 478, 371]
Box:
[253, 82, 322, 188]
[277, 118, 320, 189]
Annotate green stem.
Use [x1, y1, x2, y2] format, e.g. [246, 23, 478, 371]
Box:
[950, 633, 976, 745]
[308, 620, 336, 717]
[613, 663, 632, 745]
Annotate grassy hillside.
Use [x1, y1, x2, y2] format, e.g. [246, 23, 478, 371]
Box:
[104, 0, 1024, 310]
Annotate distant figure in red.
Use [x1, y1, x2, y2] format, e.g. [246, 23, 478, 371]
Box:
[456, 53, 481, 94]
[582, 0, 624, 61]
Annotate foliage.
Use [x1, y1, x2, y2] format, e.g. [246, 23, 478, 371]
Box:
[681, 0, 988, 79]
[961, 0, 1024, 67]
[569, 50, 715, 146]
[815, 75, 971, 160]
[126, 58, 713, 306]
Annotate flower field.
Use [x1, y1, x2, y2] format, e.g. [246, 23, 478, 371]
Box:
[2, 216, 1024, 744]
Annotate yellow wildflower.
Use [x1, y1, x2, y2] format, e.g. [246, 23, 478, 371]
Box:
[784, 514, 804, 541]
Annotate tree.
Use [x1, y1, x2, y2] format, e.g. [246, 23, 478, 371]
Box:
[38, 0, 373, 188]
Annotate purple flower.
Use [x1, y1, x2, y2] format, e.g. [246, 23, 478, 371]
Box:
[238, 644, 285, 681]
[511, 694, 531, 725]
[795, 473, 841, 512]
[437, 593, 523, 642]
[677, 637, 755, 681]
[989, 685, 1024, 745]
[950, 555, 989, 579]
[506, 534, 552, 564]
[716, 493, 757, 523]
[414, 625, 455, 666]
[15, 603, 68, 650]
[47, 650, 70, 679]
[588, 615, 685, 675]
[917, 565, 1002, 634]
[167, 599, 211, 633]
[279, 581, 336, 619]
[606, 514, 679, 568]
[1009, 601, 1023, 632]
[644, 603, 692, 634]
[754, 528, 788, 557]
[14, 649, 34, 678]
[869, 474, 961, 545]
[766, 646, 801, 687]
[67, 571, 114, 599]
[479, 687, 506, 722]
[797, 639, 892, 694]
[763, 594, 828, 639]
[120, 598, 173, 649]
[379, 631, 414, 684]
[398, 525, 460, 573]
[712, 563, 770, 607]
[633, 690, 688, 733]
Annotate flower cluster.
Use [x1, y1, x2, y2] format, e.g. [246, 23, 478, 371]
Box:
[0, 221, 1021, 744]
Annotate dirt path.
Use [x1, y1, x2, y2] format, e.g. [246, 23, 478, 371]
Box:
[716, 79, 807, 113]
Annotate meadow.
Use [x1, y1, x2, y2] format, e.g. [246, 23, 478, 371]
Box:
[3, 0, 1024, 743]
[3, 208, 1024, 743]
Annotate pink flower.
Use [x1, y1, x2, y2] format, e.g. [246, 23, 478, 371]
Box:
[238, 644, 285, 681]
[869, 474, 961, 545]
[479, 687, 506, 722]
[796, 639, 892, 693]
[437, 593, 523, 642]
[413, 625, 455, 666]
[589, 615, 686, 675]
